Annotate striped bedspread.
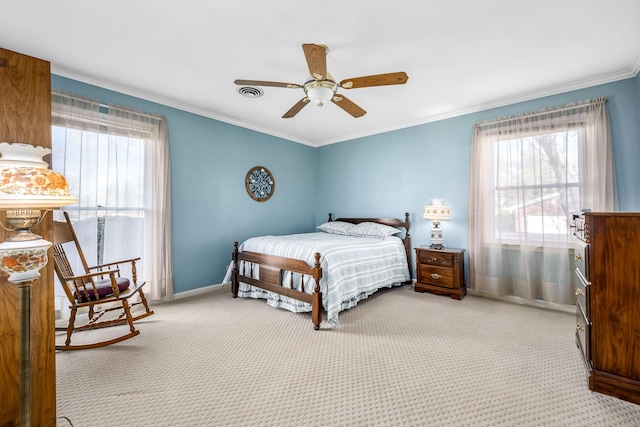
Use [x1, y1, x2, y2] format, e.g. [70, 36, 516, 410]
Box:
[224, 232, 409, 327]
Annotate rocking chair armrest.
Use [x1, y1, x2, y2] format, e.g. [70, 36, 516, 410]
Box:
[63, 269, 121, 282]
[88, 257, 141, 271]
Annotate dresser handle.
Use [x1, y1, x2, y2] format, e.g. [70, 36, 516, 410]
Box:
[576, 323, 584, 332]
[430, 273, 441, 280]
[575, 253, 583, 261]
[575, 288, 584, 296]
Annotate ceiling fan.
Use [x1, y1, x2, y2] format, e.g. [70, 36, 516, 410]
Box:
[234, 43, 409, 119]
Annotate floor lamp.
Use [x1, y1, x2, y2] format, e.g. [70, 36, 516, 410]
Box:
[0, 142, 76, 426]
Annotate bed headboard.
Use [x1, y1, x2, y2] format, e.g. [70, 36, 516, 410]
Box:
[328, 212, 412, 280]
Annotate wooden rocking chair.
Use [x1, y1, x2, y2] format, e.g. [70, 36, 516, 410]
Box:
[53, 211, 154, 351]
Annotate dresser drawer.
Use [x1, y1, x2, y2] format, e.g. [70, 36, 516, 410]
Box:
[417, 250, 453, 267]
[576, 300, 591, 372]
[575, 267, 590, 321]
[418, 264, 454, 288]
[573, 239, 589, 280]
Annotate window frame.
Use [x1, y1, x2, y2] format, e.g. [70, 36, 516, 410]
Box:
[486, 123, 586, 246]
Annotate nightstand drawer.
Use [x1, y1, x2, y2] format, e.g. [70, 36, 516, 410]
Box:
[417, 250, 453, 267]
[418, 264, 454, 288]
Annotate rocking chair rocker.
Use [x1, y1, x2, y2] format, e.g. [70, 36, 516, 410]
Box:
[53, 211, 154, 350]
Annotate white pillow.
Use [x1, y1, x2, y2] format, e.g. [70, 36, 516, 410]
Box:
[316, 221, 355, 235]
[347, 222, 401, 239]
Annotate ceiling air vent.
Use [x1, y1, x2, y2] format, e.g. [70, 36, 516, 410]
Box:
[237, 86, 264, 98]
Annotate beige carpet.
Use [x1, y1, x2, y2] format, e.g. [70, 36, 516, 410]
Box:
[56, 285, 640, 426]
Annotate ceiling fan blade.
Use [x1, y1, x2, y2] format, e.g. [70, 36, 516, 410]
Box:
[302, 44, 327, 80]
[331, 94, 367, 118]
[234, 79, 301, 89]
[282, 98, 310, 118]
[339, 72, 409, 89]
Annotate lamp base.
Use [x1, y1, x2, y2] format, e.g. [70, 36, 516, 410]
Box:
[430, 222, 445, 250]
[18, 280, 31, 427]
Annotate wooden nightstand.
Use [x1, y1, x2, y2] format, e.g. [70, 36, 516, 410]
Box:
[415, 247, 466, 300]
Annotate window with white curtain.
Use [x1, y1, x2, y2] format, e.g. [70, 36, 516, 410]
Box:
[468, 98, 616, 307]
[51, 91, 174, 316]
[51, 120, 145, 266]
[492, 127, 582, 243]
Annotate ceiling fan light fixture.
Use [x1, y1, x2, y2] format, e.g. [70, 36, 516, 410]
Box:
[233, 43, 408, 118]
[306, 87, 333, 106]
[304, 80, 337, 107]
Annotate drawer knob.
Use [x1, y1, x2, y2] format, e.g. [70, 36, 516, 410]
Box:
[576, 323, 584, 332]
[430, 273, 441, 280]
[575, 288, 584, 296]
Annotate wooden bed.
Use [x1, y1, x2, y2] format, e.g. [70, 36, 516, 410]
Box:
[231, 213, 412, 330]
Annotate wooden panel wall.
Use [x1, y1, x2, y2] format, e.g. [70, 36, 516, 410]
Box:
[0, 48, 56, 427]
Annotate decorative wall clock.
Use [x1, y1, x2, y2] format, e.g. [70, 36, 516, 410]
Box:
[245, 166, 275, 202]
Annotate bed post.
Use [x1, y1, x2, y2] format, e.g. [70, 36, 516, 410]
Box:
[231, 242, 239, 297]
[311, 252, 322, 330]
[404, 212, 413, 281]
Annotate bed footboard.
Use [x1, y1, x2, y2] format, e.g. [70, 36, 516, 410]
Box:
[231, 242, 324, 330]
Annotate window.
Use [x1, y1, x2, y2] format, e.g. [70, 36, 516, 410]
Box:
[493, 128, 582, 243]
[468, 98, 616, 306]
[51, 123, 145, 266]
[51, 91, 173, 312]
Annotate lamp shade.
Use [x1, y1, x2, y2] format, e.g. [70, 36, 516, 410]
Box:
[423, 198, 451, 221]
[0, 142, 77, 209]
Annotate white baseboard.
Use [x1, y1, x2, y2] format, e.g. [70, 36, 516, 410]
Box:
[467, 288, 574, 314]
[161, 282, 228, 303]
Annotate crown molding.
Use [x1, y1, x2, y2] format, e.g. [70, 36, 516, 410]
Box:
[50, 65, 315, 147]
[52, 63, 639, 149]
[320, 66, 640, 147]
[631, 53, 640, 77]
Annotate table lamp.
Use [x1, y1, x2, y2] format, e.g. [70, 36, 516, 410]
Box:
[423, 198, 451, 250]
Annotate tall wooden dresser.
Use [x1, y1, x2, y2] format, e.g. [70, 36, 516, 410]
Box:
[572, 212, 640, 405]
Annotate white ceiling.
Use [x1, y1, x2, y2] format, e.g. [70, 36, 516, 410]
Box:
[2, 1, 639, 147]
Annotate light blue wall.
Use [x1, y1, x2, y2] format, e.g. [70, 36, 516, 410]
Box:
[316, 77, 640, 271]
[637, 73, 640, 149]
[52, 76, 318, 294]
[52, 74, 639, 290]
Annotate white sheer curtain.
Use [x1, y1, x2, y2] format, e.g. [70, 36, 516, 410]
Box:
[468, 98, 616, 307]
[51, 91, 173, 303]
